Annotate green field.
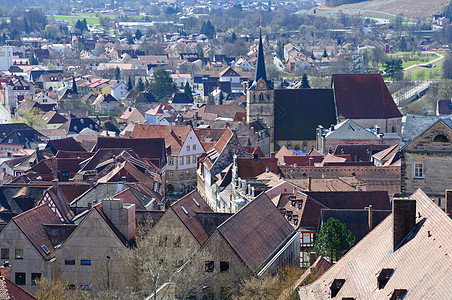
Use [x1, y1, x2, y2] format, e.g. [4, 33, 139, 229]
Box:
[51, 15, 101, 24]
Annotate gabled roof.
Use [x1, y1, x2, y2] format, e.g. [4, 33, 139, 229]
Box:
[42, 111, 68, 125]
[93, 136, 166, 168]
[96, 160, 155, 191]
[0, 185, 48, 216]
[334, 144, 390, 162]
[217, 193, 295, 273]
[45, 137, 86, 154]
[170, 190, 214, 245]
[42, 185, 75, 222]
[120, 107, 143, 120]
[0, 129, 47, 146]
[218, 66, 240, 77]
[92, 94, 118, 106]
[299, 189, 452, 299]
[400, 114, 452, 150]
[326, 119, 378, 140]
[274, 89, 337, 141]
[12, 204, 64, 260]
[332, 73, 402, 119]
[236, 157, 278, 178]
[0, 276, 37, 300]
[59, 118, 100, 134]
[130, 124, 192, 155]
[113, 187, 155, 210]
[171, 92, 193, 104]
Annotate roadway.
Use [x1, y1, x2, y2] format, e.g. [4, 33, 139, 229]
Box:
[0, 104, 11, 124]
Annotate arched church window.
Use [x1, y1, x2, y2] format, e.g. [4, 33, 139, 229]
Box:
[267, 94, 270, 99]
[392, 126, 396, 133]
[259, 93, 264, 101]
[433, 134, 448, 142]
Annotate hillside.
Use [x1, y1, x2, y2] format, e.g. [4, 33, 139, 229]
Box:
[324, 0, 450, 19]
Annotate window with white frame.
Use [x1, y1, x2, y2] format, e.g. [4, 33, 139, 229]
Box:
[169, 158, 174, 165]
[414, 163, 424, 179]
[192, 155, 196, 164]
[186, 156, 190, 164]
[180, 157, 184, 165]
[302, 232, 314, 247]
[186, 145, 190, 152]
[192, 144, 196, 151]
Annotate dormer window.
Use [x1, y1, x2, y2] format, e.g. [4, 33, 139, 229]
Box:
[330, 279, 345, 298]
[377, 268, 394, 289]
[389, 289, 407, 300]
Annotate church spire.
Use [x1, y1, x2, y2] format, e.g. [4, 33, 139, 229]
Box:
[254, 24, 267, 83]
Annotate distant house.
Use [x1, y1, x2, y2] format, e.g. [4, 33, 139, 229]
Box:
[110, 81, 128, 100]
[120, 107, 146, 125]
[144, 104, 174, 125]
[170, 92, 193, 111]
[91, 94, 121, 115]
[4, 77, 36, 110]
[42, 111, 68, 129]
[59, 118, 100, 137]
[170, 74, 191, 89]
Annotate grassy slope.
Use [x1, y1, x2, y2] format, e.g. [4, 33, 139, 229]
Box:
[327, 0, 449, 19]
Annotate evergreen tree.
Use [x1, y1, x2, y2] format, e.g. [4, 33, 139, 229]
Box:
[127, 76, 133, 91]
[200, 20, 216, 39]
[301, 74, 311, 89]
[230, 32, 237, 43]
[135, 29, 143, 40]
[115, 67, 121, 80]
[136, 77, 145, 92]
[383, 58, 404, 81]
[184, 82, 194, 101]
[148, 68, 177, 102]
[72, 76, 78, 94]
[218, 91, 224, 105]
[207, 94, 215, 105]
[313, 218, 355, 263]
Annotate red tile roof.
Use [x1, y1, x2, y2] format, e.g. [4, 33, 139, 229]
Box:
[283, 155, 324, 166]
[170, 190, 213, 245]
[217, 193, 295, 273]
[12, 205, 64, 260]
[332, 74, 402, 119]
[236, 157, 278, 178]
[0, 276, 37, 300]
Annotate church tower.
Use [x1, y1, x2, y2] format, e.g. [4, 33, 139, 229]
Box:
[246, 27, 274, 152]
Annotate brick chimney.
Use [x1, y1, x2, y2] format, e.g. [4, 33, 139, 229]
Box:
[445, 190, 452, 218]
[367, 205, 373, 230]
[393, 198, 416, 251]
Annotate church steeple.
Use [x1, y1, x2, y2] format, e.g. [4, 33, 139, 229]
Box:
[254, 27, 267, 83]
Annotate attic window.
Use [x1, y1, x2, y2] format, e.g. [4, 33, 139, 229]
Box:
[41, 245, 50, 254]
[389, 289, 407, 300]
[433, 134, 448, 142]
[193, 198, 200, 206]
[330, 279, 345, 298]
[8, 139, 13, 144]
[377, 268, 394, 289]
[181, 206, 188, 215]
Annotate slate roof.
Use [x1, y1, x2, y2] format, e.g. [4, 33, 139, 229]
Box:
[59, 118, 100, 134]
[170, 190, 214, 245]
[136, 92, 157, 103]
[12, 204, 64, 260]
[332, 73, 402, 119]
[400, 114, 452, 149]
[0, 123, 34, 138]
[274, 89, 337, 141]
[217, 192, 295, 273]
[171, 92, 193, 104]
[298, 189, 452, 299]
[45, 137, 86, 154]
[326, 119, 378, 140]
[0, 276, 37, 300]
[0, 129, 48, 147]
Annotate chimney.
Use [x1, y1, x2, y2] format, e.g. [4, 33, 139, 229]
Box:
[309, 157, 313, 166]
[446, 190, 452, 218]
[367, 205, 373, 230]
[270, 152, 275, 159]
[330, 124, 335, 132]
[393, 198, 416, 251]
[0, 261, 11, 279]
[102, 198, 136, 241]
[307, 176, 312, 191]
